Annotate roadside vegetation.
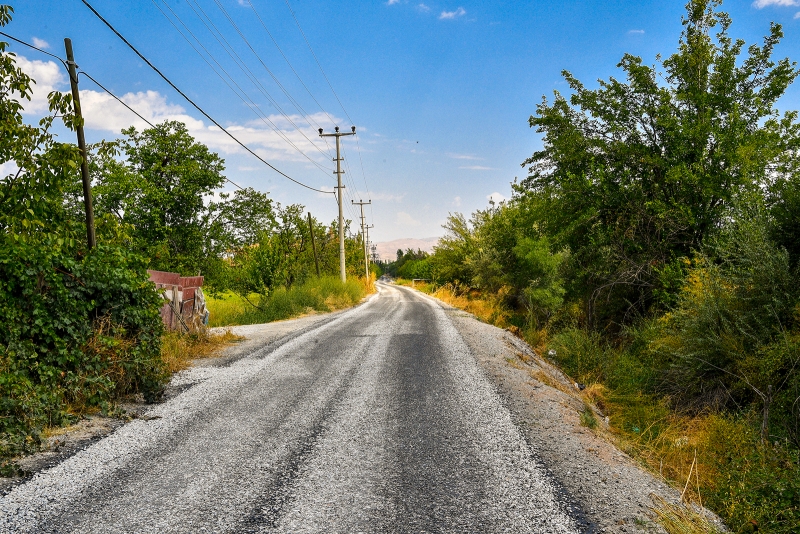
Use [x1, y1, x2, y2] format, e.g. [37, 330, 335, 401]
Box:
[206, 276, 371, 327]
[0, 4, 373, 468]
[390, 2, 800, 532]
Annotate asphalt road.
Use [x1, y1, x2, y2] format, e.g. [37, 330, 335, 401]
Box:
[1, 282, 579, 533]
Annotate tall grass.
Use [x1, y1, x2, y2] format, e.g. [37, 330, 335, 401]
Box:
[548, 328, 800, 534]
[398, 280, 513, 327]
[206, 276, 371, 327]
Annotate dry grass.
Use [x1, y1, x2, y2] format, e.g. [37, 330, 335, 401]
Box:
[651, 496, 724, 534]
[160, 329, 244, 373]
[402, 281, 513, 327]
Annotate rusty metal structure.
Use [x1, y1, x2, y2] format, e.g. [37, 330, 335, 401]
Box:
[147, 270, 209, 332]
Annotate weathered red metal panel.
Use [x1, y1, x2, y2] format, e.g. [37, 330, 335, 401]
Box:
[147, 270, 207, 332]
[179, 276, 204, 288]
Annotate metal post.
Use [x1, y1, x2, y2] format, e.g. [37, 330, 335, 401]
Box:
[64, 38, 96, 249]
[319, 126, 356, 283]
[308, 212, 320, 278]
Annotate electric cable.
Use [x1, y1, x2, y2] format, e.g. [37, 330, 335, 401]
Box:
[0, 31, 248, 192]
[279, 1, 375, 216]
[282, 0, 352, 125]
[0, 31, 67, 68]
[154, 0, 333, 176]
[80, 0, 332, 194]
[79, 72, 245, 191]
[244, 0, 337, 130]
[185, 0, 332, 160]
[209, 0, 330, 145]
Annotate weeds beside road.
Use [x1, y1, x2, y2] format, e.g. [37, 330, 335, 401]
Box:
[400, 279, 799, 534]
[206, 276, 373, 327]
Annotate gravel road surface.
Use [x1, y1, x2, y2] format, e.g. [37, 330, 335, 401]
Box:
[1, 282, 580, 533]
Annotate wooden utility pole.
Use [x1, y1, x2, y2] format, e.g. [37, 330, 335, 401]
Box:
[352, 199, 371, 281]
[308, 212, 320, 278]
[64, 38, 96, 249]
[319, 126, 355, 282]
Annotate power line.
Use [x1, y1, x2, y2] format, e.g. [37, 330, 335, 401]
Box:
[153, 0, 333, 176]
[0, 31, 67, 68]
[81, 0, 332, 194]
[0, 31, 249, 192]
[243, 0, 338, 131]
[282, 0, 353, 125]
[79, 72, 245, 191]
[184, 0, 332, 161]
[280, 1, 375, 215]
[209, 0, 331, 149]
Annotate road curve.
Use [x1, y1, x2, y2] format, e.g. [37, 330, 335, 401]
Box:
[1, 282, 579, 533]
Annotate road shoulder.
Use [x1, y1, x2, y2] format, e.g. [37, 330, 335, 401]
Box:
[437, 300, 727, 534]
[0, 299, 372, 496]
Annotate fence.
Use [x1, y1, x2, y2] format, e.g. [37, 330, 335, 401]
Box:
[147, 270, 209, 332]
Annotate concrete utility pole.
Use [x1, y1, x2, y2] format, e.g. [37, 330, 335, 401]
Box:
[365, 224, 374, 272]
[307, 212, 320, 278]
[352, 200, 371, 280]
[319, 126, 356, 282]
[64, 38, 96, 250]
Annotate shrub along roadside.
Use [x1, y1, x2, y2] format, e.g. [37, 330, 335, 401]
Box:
[206, 276, 373, 327]
[405, 280, 799, 533]
[0, 241, 167, 464]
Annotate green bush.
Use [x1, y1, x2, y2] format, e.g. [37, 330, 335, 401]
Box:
[652, 208, 798, 419]
[547, 327, 617, 385]
[397, 258, 432, 280]
[0, 238, 166, 457]
[0, 14, 166, 460]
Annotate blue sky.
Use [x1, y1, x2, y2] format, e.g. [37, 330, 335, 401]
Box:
[5, 0, 800, 248]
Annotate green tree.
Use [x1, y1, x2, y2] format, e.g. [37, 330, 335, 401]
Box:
[93, 121, 226, 275]
[518, 0, 799, 324]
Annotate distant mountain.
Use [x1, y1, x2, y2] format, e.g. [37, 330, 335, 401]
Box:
[373, 237, 440, 261]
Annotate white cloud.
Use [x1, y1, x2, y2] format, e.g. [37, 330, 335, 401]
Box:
[387, 0, 401, 5]
[487, 192, 507, 204]
[448, 153, 483, 160]
[439, 7, 466, 19]
[31, 37, 50, 49]
[628, 29, 645, 35]
[459, 165, 494, 170]
[79, 89, 188, 132]
[15, 55, 344, 168]
[396, 211, 421, 227]
[370, 192, 405, 203]
[795, 10, 800, 17]
[452, 196, 461, 207]
[753, 0, 800, 7]
[417, 3, 431, 12]
[15, 55, 65, 114]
